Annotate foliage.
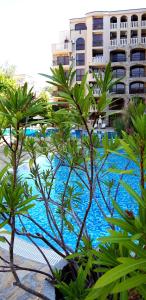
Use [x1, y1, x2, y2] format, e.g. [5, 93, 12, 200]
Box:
[0, 63, 145, 300]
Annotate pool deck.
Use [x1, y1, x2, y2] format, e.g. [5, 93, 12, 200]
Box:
[0, 232, 66, 299]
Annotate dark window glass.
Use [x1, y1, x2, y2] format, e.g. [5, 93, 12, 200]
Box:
[76, 53, 85, 66]
[93, 34, 103, 47]
[111, 52, 126, 62]
[110, 98, 125, 110]
[131, 67, 145, 77]
[93, 18, 103, 30]
[57, 56, 69, 65]
[112, 83, 125, 94]
[112, 68, 125, 78]
[131, 51, 145, 61]
[75, 23, 87, 30]
[76, 69, 85, 81]
[130, 82, 144, 93]
[76, 38, 85, 50]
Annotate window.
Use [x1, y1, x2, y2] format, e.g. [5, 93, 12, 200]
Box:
[76, 53, 85, 66]
[131, 30, 138, 38]
[76, 38, 85, 50]
[110, 51, 126, 62]
[112, 83, 125, 94]
[93, 34, 103, 47]
[130, 66, 145, 77]
[93, 18, 103, 30]
[57, 56, 69, 65]
[110, 17, 117, 23]
[131, 50, 145, 61]
[112, 67, 125, 78]
[110, 32, 117, 40]
[131, 15, 138, 21]
[75, 23, 87, 30]
[121, 16, 127, 22]
[110, 98, 125, 110]
[130, 82, 144, 93]
[76, 69, 85, 81]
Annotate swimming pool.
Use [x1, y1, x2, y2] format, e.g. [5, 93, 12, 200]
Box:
[3, 128, 116, 139]
[15, 151, 138, 251]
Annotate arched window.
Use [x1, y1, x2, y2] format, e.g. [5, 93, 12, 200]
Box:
[112, 67, 126, 78]
[121, 15, 127, 22]
[130, 65, 145, 77]
[131, 15, 138, 21]
[110, 16, 117, 23]
[130, 49, 145, 61]
[130, 81, 144, 93]
[76, 38, 85, 50]
[75, 23, 87, 31]
[111, 83, 125, 94]
[110, 50, 126, 62]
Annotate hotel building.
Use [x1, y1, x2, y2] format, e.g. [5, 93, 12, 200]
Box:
[52, 8, 146, 125]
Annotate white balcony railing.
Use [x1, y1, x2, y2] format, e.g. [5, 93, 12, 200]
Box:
[110, 39, 117, 46]
[52, 42, 72, 52]
[92, 56, 104, 64]
[131, 21, 138, 28]
[141, 37, 146, 44]
[120, 22, 128, 28]
[130, 37, 138, 45]
[141, 20, 146, 27]
[110, 23, 117, 29]
[120, 38, 127, 46]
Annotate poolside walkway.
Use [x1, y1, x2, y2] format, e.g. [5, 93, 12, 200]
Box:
[0, 233, 66, 300]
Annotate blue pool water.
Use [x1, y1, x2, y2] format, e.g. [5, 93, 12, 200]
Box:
[3, 128, 116, 139]
[15, 151, 139, 251]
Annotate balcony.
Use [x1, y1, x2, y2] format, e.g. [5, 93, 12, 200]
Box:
[110, 39, 117, 46]
[120, 38, 127, 46]
[92, 56, 104, 64]
[110, 23, 117, 29]
[141, 20, 146, 27]
[131, 21, 138, 28]
[120, 22, 128, 28]
[141, 37, 146, 44]
[130, 37, 138, 45]
[52, 42, 72, 54]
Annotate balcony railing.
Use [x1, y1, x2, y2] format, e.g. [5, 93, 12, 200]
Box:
[110, 23, 117, 29]
[130, 37, 138, 45]
[141, 20, 146, 27]
[131, 21, 138, 28]
[52, 42, 72, 53]
[120, 38, 127, 46]
[141, 37, 146, 44]
[120, 22, 128, 28]
[92, 56, 104, 64]
[110, 39, 117, 46]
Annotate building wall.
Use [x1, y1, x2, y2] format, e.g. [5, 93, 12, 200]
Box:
[52, 8, 146, 125]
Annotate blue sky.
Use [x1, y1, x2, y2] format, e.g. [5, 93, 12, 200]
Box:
[0, 0, 146, 80]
